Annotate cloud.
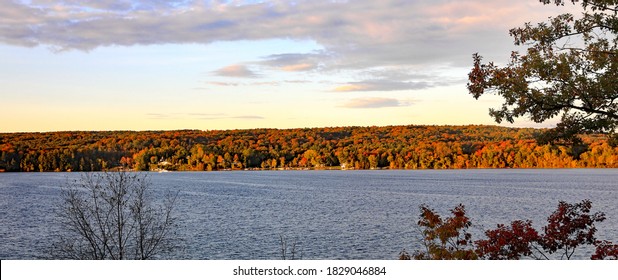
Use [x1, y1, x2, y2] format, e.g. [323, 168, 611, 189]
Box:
[280, 63, 314, 72]
[206, 81, 280, 87]
[213, 64, 258, 78]
[2, 1, 568, 51]
[207, 81, 241, 87]
[260, 52, 330, 72]
[340, 97, 410, 109]
[146, 113, 174, 119]
[333, 80, 430, 92]
[1, 0, 579, 82]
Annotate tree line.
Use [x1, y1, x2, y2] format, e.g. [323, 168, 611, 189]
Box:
[1, 125, 617, 172]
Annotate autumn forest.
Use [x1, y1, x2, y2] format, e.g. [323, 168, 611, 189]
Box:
[2, 125, 617, 172]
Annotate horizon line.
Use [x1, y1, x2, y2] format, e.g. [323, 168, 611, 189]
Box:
[0, 123, 549, 134]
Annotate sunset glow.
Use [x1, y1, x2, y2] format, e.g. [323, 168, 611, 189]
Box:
[0, 0, 576, 132]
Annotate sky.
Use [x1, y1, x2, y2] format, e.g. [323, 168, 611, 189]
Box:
[0, 0, 579, 132]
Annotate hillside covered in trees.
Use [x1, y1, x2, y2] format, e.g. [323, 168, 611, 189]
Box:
[1, 125, 617, 172]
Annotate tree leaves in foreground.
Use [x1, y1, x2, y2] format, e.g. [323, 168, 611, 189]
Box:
[468, 0, 618, 145]
[400, 204, 477, 260]
[402, 199, 618, 260]
[51, 171, 180, 259]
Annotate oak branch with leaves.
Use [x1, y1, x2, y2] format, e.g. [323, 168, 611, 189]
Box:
[468, 0, 618, 145]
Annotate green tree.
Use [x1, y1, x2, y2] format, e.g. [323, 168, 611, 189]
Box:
[468, 0, 618, 145]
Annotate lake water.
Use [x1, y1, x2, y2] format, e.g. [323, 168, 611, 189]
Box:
[0, 169, 616, 260]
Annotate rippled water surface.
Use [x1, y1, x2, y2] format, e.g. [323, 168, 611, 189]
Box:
[1, 169, 616, 259]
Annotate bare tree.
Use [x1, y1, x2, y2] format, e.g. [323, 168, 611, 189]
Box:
[279, 234, 302, 260]
[51, 171, 179, 259]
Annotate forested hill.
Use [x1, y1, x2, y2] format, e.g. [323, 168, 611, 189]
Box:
[1, 125, 616, 172]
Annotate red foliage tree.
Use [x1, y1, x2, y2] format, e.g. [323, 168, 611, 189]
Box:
[405, 199, 615, 260]
[540, 199, 606, 259]
[475, 220, 541, 260]
[591, 241, 618, 260]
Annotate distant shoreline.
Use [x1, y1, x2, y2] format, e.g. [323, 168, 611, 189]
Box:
[2, 125, 616, 172]
[2, 166, 617, 173]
